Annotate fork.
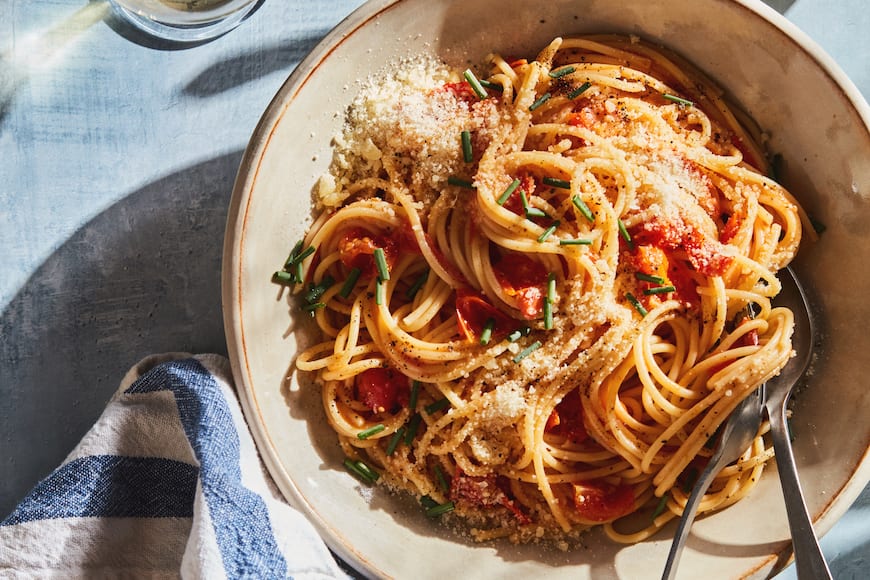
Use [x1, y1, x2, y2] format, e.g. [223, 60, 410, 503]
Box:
[660, 386, 765, 580]
[763, 267, 832, 579]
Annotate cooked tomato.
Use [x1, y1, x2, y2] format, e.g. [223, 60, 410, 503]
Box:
[632, 218, 733, 277]
[455, 289, 516, 342]
[338, 228, 399, 278]
[498, 173, 536, 216]
[719, 212, 742, 244]
[437, 81, 478, 103]
[492, 251, 547, 320]
[632, 245, 670, 284]
[450, 470, 531, 524]
[568, 107, 598, 128]
[396, 220, 423, 254]
[735, 316, 760, 347]
[545, 390, 588, 443]
[355, 367, 409, 413]
[571, 480, 635, 522]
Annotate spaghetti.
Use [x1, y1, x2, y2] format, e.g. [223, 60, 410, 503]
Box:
[283, 35, 806, 544]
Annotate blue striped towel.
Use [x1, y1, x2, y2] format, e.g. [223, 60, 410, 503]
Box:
[0, 353, 349, 579]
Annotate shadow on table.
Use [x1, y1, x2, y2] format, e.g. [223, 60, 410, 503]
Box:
[182, 31, 329, 98]
[0, 151, 241, 518]
[762, 0, 798, 13]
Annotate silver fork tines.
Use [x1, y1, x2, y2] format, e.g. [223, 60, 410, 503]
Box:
[660, 386, 765, 580]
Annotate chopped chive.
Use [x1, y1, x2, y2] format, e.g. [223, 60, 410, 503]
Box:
[497, 179, 521, 205]
[376, 279, 386, 305]
[568, 81, 592, 99]
[286, 240, 304, 264]
[295, 260, 304, 284]
[463, 69, 488, 99]
[480, 318, 495, 345]
[507, 326, 530, 342]
[448, 175, 475, 189]
[549, 65, 575, 78]
[420, 495, 439, 509]
[663, 93, 694, 107]
[644, 285, 676, 296]
[409, 381, 420, 411]
[374, 247, 390, 281]
[547, 272, 556, 303]
[651, 494, 669, 520]
[542, 176, 571, 189]
[273, 271, 295, 283]
[461, 130, 473, 163]
[304, 275, 335, 303]
[343, 458, 378, 484]
[513, 340, 542, 363]
[525, 208, 548, 219]
[386, 427, 405, 456]
[618, 219, 633, 248]
[357, 424, 386, 440]
[625, 292, 648, 317]
[406, 269, 429, 300]
[340, 267, 362, 298]
[543, 299, 553, 330]
[529, 92, 552, 111]
[520, 189, 530, 211]
[424, 398, 450, 414]
[572, 195, 595, 222]
[635, 272, 666, 284]
[301, 302, 326, 312]
[355, 460, 380, 482]
[425, 501, 455, 518]
[537, 221, 560, 243]
[404, 414, 422, 445]
[433, 464, 450, 494]
[287, 245, 315, 267]
[478, 78, 504, 92]
[559, 238, 592, 246]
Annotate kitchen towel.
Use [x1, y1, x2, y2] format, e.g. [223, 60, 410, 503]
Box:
[0, 353, 348, 579]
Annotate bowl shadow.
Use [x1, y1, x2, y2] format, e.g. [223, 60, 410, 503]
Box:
[0, 152, 241, 518]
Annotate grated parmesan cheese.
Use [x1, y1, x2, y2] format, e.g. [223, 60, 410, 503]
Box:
[318, 56, 504, 209]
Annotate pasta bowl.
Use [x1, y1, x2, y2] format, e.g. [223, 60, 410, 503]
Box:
[222, 0, 870, 577]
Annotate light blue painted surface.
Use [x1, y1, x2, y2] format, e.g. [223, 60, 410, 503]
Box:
[0, 0, 866, 577]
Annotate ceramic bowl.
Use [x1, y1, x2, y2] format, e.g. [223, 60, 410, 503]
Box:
[222, 0, 870, 577]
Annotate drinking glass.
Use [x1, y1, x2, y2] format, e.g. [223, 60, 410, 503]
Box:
[109, 0, 264, 43]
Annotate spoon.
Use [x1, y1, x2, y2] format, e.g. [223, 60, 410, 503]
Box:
[661, 386, 764, 580]
[764, 267, 832, 579]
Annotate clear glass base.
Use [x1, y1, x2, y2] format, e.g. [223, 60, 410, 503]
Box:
[108, 0, 263, 43]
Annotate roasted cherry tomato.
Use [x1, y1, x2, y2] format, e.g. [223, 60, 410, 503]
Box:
[545, 390, 588, 443]
[571, 480, 635, 522]
[492, 251, 548, 320]
[355, 367, 409, 413]
[338, 228, 399, 279]
[455, 289, 516, 343]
